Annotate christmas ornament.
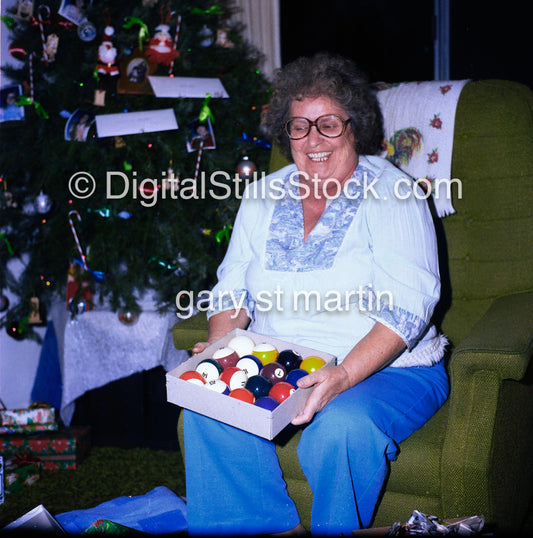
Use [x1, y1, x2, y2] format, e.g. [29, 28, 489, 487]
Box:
[97, 26, 119, 76]
[1, 180, 17, 209]
[198, 24, 214, 47]
[123, 16, 149, 51]
[216, 27, 234, 48]
[78, 20, 97, 42]
[28, 296, 45, 325]
[163, 163, 179, 191]
[16, 52, 49, 118]
[68, 296, 87, 315]
[0, 231, 14, 255]
[37, 5, 51, 65]
[43, 33, 59, 62]
[168, 14, 181, 75]
[145, 14, 179, 66]
[13, 0, 34, 22]
[5, 319, 28, 340]
[68, 210, 89, 270]
[0, 293, 9, 313]
[236, 154, 257, 179]
[118, 308, 139, 325]
[8, 41, 26, 61]
[34, 190, 52, 213]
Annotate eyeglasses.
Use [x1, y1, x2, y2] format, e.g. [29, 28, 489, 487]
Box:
[284, 114, 351, 140]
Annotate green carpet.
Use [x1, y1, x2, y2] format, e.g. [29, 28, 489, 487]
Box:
[0, 446, 186, 530]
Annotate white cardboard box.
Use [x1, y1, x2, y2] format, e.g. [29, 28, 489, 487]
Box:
[166, 329, 336, 440]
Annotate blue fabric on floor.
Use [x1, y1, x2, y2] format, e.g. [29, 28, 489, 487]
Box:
[55, 486, 187, 534]
[31, 321, 62, 410]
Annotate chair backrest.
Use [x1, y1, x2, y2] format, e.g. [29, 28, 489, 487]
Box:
[437, 80, 533, 345]
[268, 80, 533, 347]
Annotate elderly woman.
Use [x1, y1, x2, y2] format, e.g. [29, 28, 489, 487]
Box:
[183, 53, 449, 535]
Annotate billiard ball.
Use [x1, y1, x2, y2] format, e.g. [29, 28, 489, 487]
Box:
[245, 375, 272, 399]
[227, 334, 255, 357]
[236, 355, 264, 377]
[269, 381, 295, 404]
[212, 346, 239, 369]
[195, 358, 224, 382]
[179, 370, 206, 385]
[205, 378, 230, 395]
[276, 349, 303, 372]
[219, 366, 248, 390]
[252, 343, 278, 365]
[300, 356, 326, 373]
[254, 396, 279, 411]
[285, 368, 308, 388]
[260, 362, 287, 385]
[229, 387, 255, 404]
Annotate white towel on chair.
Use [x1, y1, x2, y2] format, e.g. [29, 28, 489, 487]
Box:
[376, 80, 469, 217]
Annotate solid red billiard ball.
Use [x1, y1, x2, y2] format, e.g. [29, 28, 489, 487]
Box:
[219, 366, 248, 390]
[205, 379, 230, 395]
[252, 343, 278, 365]
[195, 358, 224, 382]
[236, 355, 264, 377]
[285, 368, 308, 388]
[179, 370, 206, 385]
[269, 381, 295, 404]
[229, 388, 255, 404]
[212, 346, 240, 369]
[245, 375, 272, 399]
[276, 349, 303, 372]
[300, 356, 326, 373]
[227, 334, 255, 357]
[255, 396, 279, 411]
[260, 362, 287, 385]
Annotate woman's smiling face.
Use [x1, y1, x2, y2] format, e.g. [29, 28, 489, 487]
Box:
[289, 95, 359, 187]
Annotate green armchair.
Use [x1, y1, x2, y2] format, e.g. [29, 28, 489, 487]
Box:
[173, 80, 533, 531]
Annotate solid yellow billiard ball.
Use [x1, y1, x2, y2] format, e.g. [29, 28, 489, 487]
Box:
[300, 356, 326, 373]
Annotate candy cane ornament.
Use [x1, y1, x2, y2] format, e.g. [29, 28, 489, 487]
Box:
[37, 4, 50, 65]
[193, 139, 204, 182]
[68, 210, 89, 270]
[168, 14, 181, 75]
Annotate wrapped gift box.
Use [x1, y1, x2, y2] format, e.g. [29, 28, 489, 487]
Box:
[0, 427, 90, 470]
[0, 406, 57, 434]
[3, 454, 41, 493]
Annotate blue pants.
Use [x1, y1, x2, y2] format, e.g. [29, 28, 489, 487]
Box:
[183, 362, 449, 535]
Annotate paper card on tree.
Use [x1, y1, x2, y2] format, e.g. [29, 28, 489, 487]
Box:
[148, 76, 229, 98]
[95, 108, 178, 138]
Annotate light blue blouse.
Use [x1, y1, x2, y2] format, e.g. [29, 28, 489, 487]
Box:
[208, 155, 448, 367]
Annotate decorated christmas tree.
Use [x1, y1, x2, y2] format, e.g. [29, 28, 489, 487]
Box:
[0, 0, 271, 340]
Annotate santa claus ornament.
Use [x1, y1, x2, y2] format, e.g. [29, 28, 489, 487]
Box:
[97, 26, 119, 76]
[145, 9, 179, 66]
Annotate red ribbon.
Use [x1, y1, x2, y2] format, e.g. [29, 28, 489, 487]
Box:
[30, 16, 75, 28]
[14, 451, 41, 466]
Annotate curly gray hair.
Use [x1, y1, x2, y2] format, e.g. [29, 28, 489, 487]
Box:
[263, 52, 383, 161]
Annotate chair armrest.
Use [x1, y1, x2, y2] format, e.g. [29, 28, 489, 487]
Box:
[451, 290, 533, 380]
[172, 311, 208, 351]
[440, 291, 533, 522]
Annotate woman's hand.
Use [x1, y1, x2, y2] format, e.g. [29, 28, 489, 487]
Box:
[291, 364, 352, 425]
[192, 342, 210, 355]
[290, 322, 406, 426]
